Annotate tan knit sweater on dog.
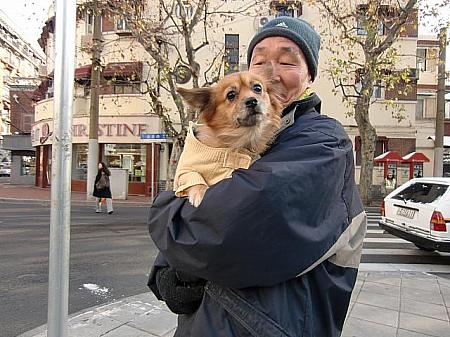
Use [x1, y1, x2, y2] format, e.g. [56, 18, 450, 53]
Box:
[174, 123, 255, 197]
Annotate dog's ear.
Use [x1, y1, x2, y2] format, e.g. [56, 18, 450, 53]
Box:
[177, 87, 214, 114]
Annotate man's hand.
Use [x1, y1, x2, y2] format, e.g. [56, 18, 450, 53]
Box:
[155, 267, 206, 314]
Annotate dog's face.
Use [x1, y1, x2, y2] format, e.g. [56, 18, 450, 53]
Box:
[177, 71, 282, 152]
[177, 72, 281, 129]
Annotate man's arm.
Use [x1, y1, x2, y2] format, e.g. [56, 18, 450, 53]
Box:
[149, 126, 362, 289]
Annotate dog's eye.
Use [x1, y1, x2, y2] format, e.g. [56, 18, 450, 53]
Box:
[252, 84, 263, 94]
[226, 91, 237, 101]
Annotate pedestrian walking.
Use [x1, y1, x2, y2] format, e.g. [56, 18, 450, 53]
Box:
[147, 16, 366, 337]
[93, 162, 113, 214]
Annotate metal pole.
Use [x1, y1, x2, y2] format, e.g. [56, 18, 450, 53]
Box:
[47, 0, 77, 336]
[87, 0, 102, 200]
[434, 27, 447, 177]
[151, 143, 155, 201]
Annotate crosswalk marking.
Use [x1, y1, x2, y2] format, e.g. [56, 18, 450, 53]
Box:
[361, 209, 450, 265]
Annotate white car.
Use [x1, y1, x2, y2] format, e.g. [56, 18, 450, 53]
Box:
[0, 163, 10, 177]
[379, 177, 450, 252]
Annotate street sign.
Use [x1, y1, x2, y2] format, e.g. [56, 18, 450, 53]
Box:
[140, 133, 170, 142]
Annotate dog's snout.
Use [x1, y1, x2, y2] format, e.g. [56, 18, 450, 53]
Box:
[245, 97, 258, 109]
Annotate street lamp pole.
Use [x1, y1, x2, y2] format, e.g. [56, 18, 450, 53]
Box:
[47, 0, 77, 336]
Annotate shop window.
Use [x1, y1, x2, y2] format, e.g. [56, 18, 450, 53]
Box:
[104, 144, 146, 182]
[73, 144, 88, 180]
[224, 34, 239, 75]
[21, 156, 36, 176]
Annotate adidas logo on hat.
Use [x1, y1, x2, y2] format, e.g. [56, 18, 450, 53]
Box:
[276, 22, 288, 28]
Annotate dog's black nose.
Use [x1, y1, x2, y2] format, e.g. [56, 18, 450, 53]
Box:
[245, 97, 258, 109]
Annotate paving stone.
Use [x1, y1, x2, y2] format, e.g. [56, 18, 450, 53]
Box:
[161, 328, 176, 337]
[401, 298, 449, 321]
[438, 284, 450, 308]
[401, 278, 440, 292]
[67, 315, 124, 337]
[341, 317, 397, 337]
[102, 324, 157, 337]
[361, 280, 401, 298]
[365, 273, 402, 287]
[399, 312, 450, 337]
[401, 286, 445, 306]
[402, 272, 438, 280]
[397, 329, 438, 337]
[99, 301, 166, 324]
[127, 310, 177, 336]
[349, 302, 399, 328]
[356, 289, 399, 310]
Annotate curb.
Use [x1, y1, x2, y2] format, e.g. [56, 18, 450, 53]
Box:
[0, 197, 151, 207]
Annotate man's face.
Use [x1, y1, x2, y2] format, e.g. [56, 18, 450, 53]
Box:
[249, 36, 312, 107]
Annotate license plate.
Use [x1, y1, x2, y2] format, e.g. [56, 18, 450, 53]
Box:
[397, 207, 416, 219]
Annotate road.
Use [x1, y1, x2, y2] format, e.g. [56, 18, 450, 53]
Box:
[363, 209, 450, 265]
[0, 201, 158, 337]
[2, 201, 450, 337]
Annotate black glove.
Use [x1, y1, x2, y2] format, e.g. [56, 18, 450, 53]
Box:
[155, 267, 206, 314]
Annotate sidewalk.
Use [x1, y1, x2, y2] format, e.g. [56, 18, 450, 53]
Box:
[18, 267, 450, 337]
[0, 180, 151, 205]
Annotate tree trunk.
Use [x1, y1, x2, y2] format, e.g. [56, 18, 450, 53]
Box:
[355, 98, 377, 206]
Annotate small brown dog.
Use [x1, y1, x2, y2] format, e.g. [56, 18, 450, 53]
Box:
[174, 71, 283, 207]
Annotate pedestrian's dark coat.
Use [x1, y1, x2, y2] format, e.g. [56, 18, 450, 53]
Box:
[93, 171, 112, 199]
[148, 93, 367, 337]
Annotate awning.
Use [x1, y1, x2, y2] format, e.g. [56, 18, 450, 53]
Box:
[402, 152, 430, 163]
[102, 61, 142, 78]
[75, 65, 92, 79]
[374, 151, 403, 163]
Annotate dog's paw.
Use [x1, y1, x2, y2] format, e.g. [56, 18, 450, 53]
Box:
[186, 185, 208, 207]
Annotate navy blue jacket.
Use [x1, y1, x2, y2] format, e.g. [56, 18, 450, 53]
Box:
[148, 94, 366, 337]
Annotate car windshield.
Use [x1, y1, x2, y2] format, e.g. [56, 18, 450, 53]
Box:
[392, 182, 448, 204]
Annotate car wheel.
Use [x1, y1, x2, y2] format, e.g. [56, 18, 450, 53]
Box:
[414, 244, 434, 252]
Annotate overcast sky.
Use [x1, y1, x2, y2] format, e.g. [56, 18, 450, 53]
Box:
[1, 0, 53, 48]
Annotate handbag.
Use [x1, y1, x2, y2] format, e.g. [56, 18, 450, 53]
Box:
[95, 174, 109, 190]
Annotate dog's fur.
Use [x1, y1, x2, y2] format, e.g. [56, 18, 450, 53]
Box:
[177, 71, 283, 206]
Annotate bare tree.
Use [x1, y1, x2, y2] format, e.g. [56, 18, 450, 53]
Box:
[80, 0, 265, 188]
[309, 0, 425, 204]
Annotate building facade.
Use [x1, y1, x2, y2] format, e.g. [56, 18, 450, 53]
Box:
[32, 0, 447, 196]
[0, 9, 45, 180]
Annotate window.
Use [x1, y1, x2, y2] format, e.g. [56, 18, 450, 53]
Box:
[356, 19, 384, 36]
[175, 1, 194, 19]
[112, 81, 141, 94]
[270, 1, 302, 17]
[392, 183, 448, 204]
[116, 18, 128, 31]
[417, 48, 427, 72]
[21, 156, 35, 176]
[355, 136, 387, 166]
[416, 97, 424, 119]
[85, 12, 94, 34]
[224, 34, 239, 75]
[104, 144, 146, 182]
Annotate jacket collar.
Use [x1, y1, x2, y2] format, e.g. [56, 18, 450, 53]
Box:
[275, 93, 322, 136]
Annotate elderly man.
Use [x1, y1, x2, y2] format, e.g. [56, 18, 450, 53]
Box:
[147, 16, 366, 337]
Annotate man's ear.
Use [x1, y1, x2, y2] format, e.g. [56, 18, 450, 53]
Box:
[177, 87, 213, 111]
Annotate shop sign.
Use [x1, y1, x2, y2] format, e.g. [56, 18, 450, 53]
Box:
[72, 123, 148, 137]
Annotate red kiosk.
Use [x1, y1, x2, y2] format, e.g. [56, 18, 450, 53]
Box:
[374, 151, 404, 179]
[402, 152, 430, 179]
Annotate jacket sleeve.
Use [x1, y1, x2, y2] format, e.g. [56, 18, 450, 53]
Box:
[149, 125, 359, 289]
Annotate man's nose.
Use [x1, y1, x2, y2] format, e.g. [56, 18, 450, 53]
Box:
[270, 61, 281, 81]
